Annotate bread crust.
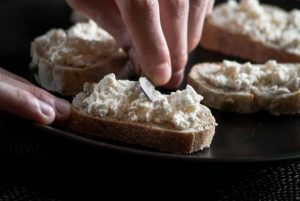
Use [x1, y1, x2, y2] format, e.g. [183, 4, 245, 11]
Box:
[67, 94, 216, 154]
[201, 15, 300, 63]
[188, 63, 300, 115]
[35, 52, 128, 96]
[31, 37, 132, 96]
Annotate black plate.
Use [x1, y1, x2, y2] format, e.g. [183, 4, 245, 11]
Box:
[31, 45, 300, 163]
[30, 103, 300, 163]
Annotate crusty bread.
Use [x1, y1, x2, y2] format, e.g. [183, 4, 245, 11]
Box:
[201, 1, 300, 63]
[30, 21, 133, 96]
[188, 61, 300, 115]
[67, 77, 216, 155]
[31, 47, 128, 96]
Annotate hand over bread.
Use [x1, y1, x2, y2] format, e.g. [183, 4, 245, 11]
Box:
[67, 0, 215, 88]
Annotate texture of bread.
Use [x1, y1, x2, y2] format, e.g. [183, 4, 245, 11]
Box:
[31, 21, 133, 96]
[188, 61, 300, 115]
[31, 47, 128, 96]
[201, 1, 300, 63]
[67, 75, 216, 155]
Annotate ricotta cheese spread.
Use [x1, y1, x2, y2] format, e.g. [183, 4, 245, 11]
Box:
[212, 0, 300, 55]
[34, 20, 120, 67]
[78, 74, 216, 131]
[202, 60, 300, 98]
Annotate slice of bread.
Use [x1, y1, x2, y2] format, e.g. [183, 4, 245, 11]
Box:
[188, 60, 300, 115]
[31, 20, 133, 96]
[68, 74, 216, 154]
[201, 0, 300, 63]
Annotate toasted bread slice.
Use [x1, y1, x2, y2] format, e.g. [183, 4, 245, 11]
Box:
[68, 74, 216, 154]
[201, 0, 300, 63]
[31, 21, 133, 96]
[188, 61, 300, 115]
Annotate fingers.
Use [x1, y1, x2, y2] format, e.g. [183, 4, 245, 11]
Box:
[0, 74, 71, 124]
[115, 0, 171, 86]
[188, 0, 212, 52]
[207, 0, 215, 14]
[0, 67, 34, 85]
[0, 82, 55, 124]
[67, 0, 132, 49]
[159, 0, 189, 88]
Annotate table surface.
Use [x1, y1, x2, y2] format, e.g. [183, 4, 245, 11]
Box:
[0, 0, 300, 200]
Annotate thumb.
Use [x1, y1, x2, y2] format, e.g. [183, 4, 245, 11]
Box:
[0, 82, 71, 125]
[0, 82, 55, 124]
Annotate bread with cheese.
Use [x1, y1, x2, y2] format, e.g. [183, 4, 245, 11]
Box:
[201, 0, 300, 63]
[30, 20, 133, 96]
[68, 74, 217, 154]
[188, 60, 300, 115]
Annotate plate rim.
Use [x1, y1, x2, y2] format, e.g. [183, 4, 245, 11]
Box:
[28, 123, 300, 163]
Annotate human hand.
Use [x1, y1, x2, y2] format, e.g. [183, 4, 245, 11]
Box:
[0, 68, 71, 124]
[67, 0, 215, 88]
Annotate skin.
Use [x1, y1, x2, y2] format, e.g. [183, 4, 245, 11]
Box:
[67, 0, 215, 87]
[0, 0, 214, 124]
[0, 68, 71, 124]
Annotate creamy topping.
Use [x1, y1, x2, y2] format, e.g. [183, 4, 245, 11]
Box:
[78, 74, 216, 131]
[212, 0, 300, 55]
[202, 60, 300, 98]
[34, 20, 120, 67]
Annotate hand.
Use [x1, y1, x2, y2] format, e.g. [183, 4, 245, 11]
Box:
[0, 68, 71, 124]
[67, 0, 215, 88]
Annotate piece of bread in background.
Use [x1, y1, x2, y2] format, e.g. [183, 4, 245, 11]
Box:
[31, 20, 133, 96]
[68, 74, 217, 154]
[188, 60, 300, 115]
[201, 0, 300, 63]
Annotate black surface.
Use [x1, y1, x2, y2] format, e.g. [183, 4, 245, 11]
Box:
[1, 114, 300, 200]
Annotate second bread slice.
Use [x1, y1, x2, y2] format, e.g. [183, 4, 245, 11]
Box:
[188, 60, 300, 115]
[201, 0, 300, 63]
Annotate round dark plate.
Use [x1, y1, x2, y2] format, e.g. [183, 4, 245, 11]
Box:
[30, 46, 300, 163]
[30, 103, 300, 163]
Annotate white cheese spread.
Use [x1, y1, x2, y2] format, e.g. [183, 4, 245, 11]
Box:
[212, 0, 300, 55]
[34, 20, 120, 67]
[78, 74, 216, 131]
[202, 60, 300, 99]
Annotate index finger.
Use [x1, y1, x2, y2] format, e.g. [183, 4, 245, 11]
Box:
[115, 0, 171, 86]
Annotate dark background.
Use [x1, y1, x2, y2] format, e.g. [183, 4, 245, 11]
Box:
[0, 0, 300, 200]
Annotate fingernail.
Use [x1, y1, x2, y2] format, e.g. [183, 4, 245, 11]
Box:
[39, 101, 54, 117]
[55, 99, 71, 118]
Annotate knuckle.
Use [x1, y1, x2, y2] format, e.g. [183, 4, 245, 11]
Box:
[125, 0, 157, 15]
[171, 0, 189, 18]
[172, 51, 188, 72]
[190, 0, 209, 10]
